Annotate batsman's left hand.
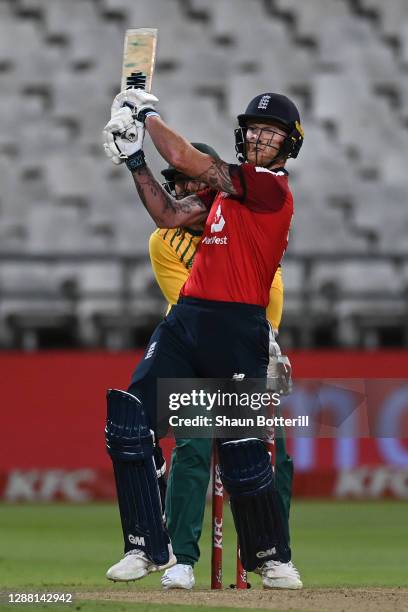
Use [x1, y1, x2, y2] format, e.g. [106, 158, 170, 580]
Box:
[111, 89, 159, 123]
[103, 106, 144, 164]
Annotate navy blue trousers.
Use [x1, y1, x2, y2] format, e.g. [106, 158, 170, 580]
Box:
[128, 297, 269, 432]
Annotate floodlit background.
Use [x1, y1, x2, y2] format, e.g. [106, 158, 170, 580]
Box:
[0, 0, 407, 603]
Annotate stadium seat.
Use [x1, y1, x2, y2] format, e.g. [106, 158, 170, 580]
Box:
[14, 39, 68, 88]
[185, 0, 212, 16]
[209, 0, 267, 40]
[396, 78, 408, 121]
[52, 68, 112, 120]
[44, 0, 98, 37]
[0, 219, 28, 254]
[360, 1, 408, 37]
[317, 17, 399, 87]
[123, 0, 185, 32]
[0, 262, 57, 293]
[311, 260, 401, 294]
[351, 183, 408, 254]
[154, 69, 193, 101]
[114, 208, 156, 256]
[220, 19, 315, 90]
[281, 259, 304, 295]
[179, 46, 234, 89]
[0, 93, 45, 155]
[101, 0, 129, 12]
[400, 24, 408, 67]
[0, 159, 24, 218]
[377, 0, 408, 39]
[154, 22, 209, 67]
[163, 96, 232, 158]
[313, 72, 371, 125]
[0, 22, 42, 66]
[16, 0, 44, 10]
[290, 205, 369, 255]
[275, 0, 349, 40]
[26, 203, 88, 253]
[0, 299, 74, 350]
[67, 24, 123, 72]
[317, 16, 375, 68]
[45, 155, 104, 202]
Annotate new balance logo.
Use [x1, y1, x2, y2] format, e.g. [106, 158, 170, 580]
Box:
[258, 95, 271, 110]
[145, 341, 157, 359]
[129, 534, 145, 546]
[232, 373, 245, 381]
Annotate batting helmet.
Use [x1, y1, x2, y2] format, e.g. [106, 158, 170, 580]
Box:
[235, 93, 304, 163]
[161, 142, 220, 195]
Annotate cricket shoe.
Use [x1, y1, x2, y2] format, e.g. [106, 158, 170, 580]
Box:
[161, 564, 195, 590]
[106, 546, 177, 582]
[261, 560, 303, 590]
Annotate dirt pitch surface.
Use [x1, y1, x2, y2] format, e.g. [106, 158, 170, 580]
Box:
[77, 587, 408, 612]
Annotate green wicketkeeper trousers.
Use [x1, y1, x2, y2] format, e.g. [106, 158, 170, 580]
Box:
[165, 431, 294, 567]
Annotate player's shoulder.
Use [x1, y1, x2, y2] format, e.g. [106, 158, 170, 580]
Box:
[235, 164, 291, 212]
[150, 227, 179, 241]
[149, 227, 165, 246]
[149, 227, 177, 256]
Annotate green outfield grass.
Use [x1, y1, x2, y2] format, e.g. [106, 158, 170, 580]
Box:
[0, 501, 407, 610]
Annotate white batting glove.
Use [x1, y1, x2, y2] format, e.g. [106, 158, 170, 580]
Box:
[111, 89, 159, 123]
[268, 325, 282, 359]
[267, 325, 293, 395]
[102, 107, 144, 164]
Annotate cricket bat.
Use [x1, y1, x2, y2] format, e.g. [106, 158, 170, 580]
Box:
[121, 27, 158, 92]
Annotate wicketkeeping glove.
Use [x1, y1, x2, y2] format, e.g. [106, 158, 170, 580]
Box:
[111, 89, 160, 124]
[267, 325, 293, 395]
[102, 106, 144, 165]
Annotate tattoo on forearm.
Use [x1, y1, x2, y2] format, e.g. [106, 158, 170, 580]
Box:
[132, 166, 206, 224]
[196, 159, 237, 194]
[174, 194, 207, 213]
[133, 166, 174, 213]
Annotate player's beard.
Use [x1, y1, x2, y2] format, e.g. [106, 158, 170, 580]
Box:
[246, 142, 280, 167]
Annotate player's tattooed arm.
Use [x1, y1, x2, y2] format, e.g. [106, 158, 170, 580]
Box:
[145, 116, 241, 195]
[193, 159, 240, 196]
[130, 165, 208, 228]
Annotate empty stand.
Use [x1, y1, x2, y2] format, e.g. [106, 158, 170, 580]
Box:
[0, 0, 406, 348]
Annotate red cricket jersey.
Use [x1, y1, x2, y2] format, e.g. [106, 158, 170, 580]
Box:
[180, 163, 293, 307]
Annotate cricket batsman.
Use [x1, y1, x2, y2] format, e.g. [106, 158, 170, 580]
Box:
[102, 90, 304, 588]
[149, 145, 301, 590]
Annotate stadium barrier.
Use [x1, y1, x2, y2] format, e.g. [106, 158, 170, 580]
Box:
[1, 351, 407, 501]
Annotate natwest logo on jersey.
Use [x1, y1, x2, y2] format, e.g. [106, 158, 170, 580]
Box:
[202, 204, 228, 245]
[202, 235, 228, 245]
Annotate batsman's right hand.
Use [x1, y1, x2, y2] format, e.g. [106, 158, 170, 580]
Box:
[111, 89, 159, 123]
[102, 107, 144, 164]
